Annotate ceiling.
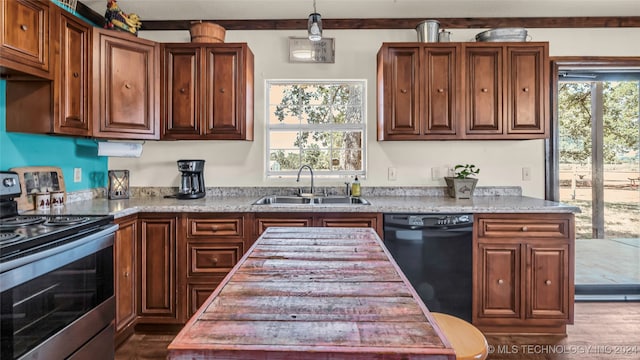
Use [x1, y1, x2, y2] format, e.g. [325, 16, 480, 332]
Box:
[80, 0, 640, 22]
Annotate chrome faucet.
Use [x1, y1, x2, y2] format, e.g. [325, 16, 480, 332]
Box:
[296, 164, 314, 196]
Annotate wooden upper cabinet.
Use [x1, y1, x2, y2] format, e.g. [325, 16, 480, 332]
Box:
[377, 45, 421, 139]
[377, 44, 459, 140]
[465, 45, 503, 135]
[506, 45, 548, 136]
[161, 43, 254, 140]
[377, 42, 548, 140]
[92, 28, 159, 140]
[0, 0, 51, 79]
[423, 45, 459, 136]
[53, 6, 91, 136]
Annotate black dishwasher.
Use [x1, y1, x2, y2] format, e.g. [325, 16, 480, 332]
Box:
[383, 213, 473, 322]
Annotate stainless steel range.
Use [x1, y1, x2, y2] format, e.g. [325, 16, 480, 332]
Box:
[0, 171, 118, 360]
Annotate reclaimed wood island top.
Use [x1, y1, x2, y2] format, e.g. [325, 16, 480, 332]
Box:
[168, 227, 455, 360]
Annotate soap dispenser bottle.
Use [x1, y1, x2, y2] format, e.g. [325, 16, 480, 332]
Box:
[351, 176, 361, 197]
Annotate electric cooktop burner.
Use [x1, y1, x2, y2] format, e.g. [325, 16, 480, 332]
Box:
[0, 216, 47, 229]
[0, 231, 25, 244]
[43, 216, 90, 226]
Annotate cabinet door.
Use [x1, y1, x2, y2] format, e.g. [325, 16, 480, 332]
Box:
[0, 0, 50, 78]
[203, 45, 250, 139]
[114, 216, 137, 333]
[93, 29, 159, 139]
[476, 243, 521, 319]
[379, 45, 421, 138]
[526, 244, 570, 319]
[138, 216, 179, 323]
[162, 46, 201, 139]
[506, 45, 548, 136]
[465, 46, 502, 135]
[423, 45, 459, 137]
[54, 8, 91, 136]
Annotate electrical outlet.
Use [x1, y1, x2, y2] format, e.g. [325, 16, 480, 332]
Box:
[522, 167, 531, 181]
[74, 168, 82, 183]
[388, 167, 397, 181]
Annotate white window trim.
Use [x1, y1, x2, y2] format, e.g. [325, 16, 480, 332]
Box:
[264, 79, 367, 179]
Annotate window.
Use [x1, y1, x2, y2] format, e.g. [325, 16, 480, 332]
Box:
[266, 80, 366, 177]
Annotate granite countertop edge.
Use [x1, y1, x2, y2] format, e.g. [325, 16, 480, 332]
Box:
[37, 195, 581, 219]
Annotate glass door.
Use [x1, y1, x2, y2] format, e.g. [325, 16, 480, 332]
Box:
[556, 68, 639, 298]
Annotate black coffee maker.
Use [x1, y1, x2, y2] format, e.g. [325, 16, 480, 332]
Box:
[177, 160, 206, 199]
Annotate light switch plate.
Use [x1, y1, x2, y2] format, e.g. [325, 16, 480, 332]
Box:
[522, 167, 531, 181]
[74, 168, 82, 182]
[388, 167, 397, 181]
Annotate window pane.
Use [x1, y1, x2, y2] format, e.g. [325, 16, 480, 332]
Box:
[269, 150, 301, 171]
[270, 131, 300, 148]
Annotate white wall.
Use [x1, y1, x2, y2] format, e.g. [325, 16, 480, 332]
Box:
[110, 27, 640, 197]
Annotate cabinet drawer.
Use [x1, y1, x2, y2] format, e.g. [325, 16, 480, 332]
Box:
[188, 243, 242, 275]
[478, 218, 570, 239]
[188, 217, 244, 238]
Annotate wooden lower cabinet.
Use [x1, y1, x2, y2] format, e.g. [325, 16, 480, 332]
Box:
[114, 215, 137, 345]
[137, 214, 181, 324]
[473, 213, 574, 334]
[183, 213, 250, 317]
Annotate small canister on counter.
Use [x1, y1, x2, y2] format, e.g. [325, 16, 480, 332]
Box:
[50, 191, 65, 209]
[35, 192, 50, 211]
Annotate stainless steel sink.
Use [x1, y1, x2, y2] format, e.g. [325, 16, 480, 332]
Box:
[252, 195, 370, 206]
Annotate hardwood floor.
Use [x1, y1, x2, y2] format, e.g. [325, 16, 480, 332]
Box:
[115, 302, 640, 359]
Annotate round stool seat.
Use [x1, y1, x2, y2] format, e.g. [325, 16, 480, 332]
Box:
[431, 312, 488, 360]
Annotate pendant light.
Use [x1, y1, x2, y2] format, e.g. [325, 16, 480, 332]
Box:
[308, 0, 322, 41]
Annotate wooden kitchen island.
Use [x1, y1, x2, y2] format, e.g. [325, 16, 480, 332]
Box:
[168, 227, 455, 360]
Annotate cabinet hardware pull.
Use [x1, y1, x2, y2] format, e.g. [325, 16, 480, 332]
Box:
[522, 226, 528, 232]
[522, 87, 529, 92]
[124, 83, 131, 89]
[179, 88, 186, 93]
[20, 24, 28, 31]
[481, 88, 488, 93]
[124, 271, 129, 278]
[498, 279, 504, 284]
[73, 72, 79, 78]
[437, 88, 444, 93]
[220, 88, 225, 93]
[212, 258, 218, 263]
[400, 89, 407, 94]
[545, 280, 552, 285]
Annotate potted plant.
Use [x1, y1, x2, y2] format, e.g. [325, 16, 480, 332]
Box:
[444, 164, 480, 199]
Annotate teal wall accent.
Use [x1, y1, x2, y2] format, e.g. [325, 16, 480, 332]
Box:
[0, 80, 108, 192]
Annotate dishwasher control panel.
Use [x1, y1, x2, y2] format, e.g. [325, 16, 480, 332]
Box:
[387, 214, 473, 228]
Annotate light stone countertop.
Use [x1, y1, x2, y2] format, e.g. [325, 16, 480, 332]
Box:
[35, 194, 580, 219]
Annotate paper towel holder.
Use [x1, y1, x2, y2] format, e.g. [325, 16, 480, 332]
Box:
[108, 170, 130, 199]
[98, 140, 145, 158]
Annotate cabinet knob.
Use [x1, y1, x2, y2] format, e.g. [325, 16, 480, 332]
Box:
[179, 88, 186, 93]
[545, 280, 552, 285]
[20, 24, 28, 31]
[437, 88, 444, 93]
[220, 88, 225, 93]
[498, 279, 504, 284]
[73, 72, 79, 78]
[400, 89, 407, 94]
[481, 88, 488, 93]
[212, 258, 218, 264]
[522, 87, 529, 92]
[522, 226, 528, 232]
[124, 271, 129, 278]
[124, 83, 132, 89]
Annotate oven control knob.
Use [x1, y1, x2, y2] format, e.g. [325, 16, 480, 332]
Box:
[3, 178, 16, 187]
